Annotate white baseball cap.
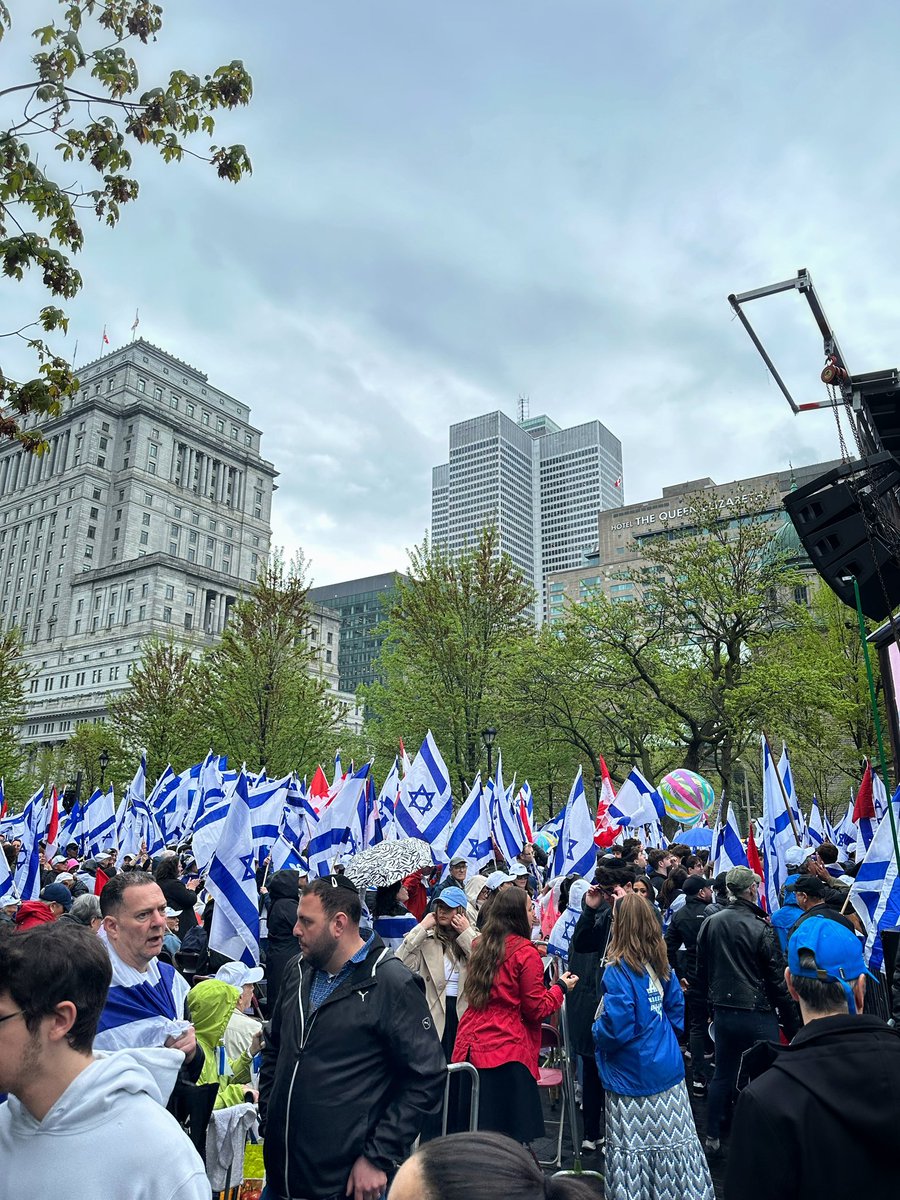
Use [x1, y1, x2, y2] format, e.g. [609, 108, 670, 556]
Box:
[215, 961, 264, 988]
[485, 870, 515, 890]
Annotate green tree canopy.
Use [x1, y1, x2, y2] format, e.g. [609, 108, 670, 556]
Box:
[108, 635, 207, 782]
[365, 527, 535, 792]
[0, 0, 252, 451]
[200, 553, 342, 775]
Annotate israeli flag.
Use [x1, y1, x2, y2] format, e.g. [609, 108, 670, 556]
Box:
[761, 736, 798, 913]
[778, 743, 805, 842]
[492, 754, 525, 861]
[807, 794, 833, 847]
[14, 786, 44, 901]
[445, 774, 493, 873]
[394, 731, 452, 856]
[85, 787, 118, 857]
[376, 757, 400, 840]
[207, 770, 260, 967]
[849, 786, 900, 970]
[249, 774, 292, 861]
[0, 841, 16, 902]
[552, 769, 597, 879]
[306, 763, 372, 876]
[608, 767, 662, 829]
[547, 880, 591, 962]
[711, 804, 748, 875]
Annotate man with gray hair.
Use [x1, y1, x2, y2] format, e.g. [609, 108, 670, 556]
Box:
[695, 865, 800, 1157]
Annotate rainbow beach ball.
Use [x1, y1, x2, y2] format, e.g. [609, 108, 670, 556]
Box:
[658, 769, 715, 827]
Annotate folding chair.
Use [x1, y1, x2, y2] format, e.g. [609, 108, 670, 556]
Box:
[537, 1022, 567, 1167]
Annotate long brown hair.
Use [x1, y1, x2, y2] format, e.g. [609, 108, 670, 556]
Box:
[606, 891, 670, 980]
[464, 887, 532, 1010]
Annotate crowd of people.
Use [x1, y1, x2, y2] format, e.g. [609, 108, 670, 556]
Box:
[1, 829, 898, 1200]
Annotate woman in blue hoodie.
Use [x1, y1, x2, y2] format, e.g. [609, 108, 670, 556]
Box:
[593, 892, 713, 1200]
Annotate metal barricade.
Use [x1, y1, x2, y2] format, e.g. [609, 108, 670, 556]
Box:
[441, 1061, 480, 1135]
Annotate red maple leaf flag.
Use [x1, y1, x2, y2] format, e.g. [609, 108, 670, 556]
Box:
[746, 823, 766, 912]
[594, 756, 619, 848]
[94, 867, 109, 897]
[308, 765, 330, 814]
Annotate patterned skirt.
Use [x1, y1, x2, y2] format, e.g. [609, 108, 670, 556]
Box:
[604, 1080, 715, 1200]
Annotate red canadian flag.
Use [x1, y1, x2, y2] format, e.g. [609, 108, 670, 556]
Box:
[594, 756, 619, 848]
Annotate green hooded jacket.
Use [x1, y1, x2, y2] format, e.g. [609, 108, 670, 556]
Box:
[187, 979, 253, 1109]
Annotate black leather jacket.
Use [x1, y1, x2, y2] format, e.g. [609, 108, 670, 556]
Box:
[695, 898, 799, 1036]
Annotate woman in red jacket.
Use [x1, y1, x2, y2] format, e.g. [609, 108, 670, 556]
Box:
[452, 886, 578, 1143]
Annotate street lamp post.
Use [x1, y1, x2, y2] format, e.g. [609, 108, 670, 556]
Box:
[481, 726, 497, 781]
[98, 748, 110, 791]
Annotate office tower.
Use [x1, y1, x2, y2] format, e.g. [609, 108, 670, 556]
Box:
[431, 408, 623, 621]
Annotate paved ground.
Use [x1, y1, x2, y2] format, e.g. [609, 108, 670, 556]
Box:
[534, 1076, 727, 1199]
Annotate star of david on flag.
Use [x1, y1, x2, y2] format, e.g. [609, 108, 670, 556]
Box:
[394, 731, 452, 856]
[207, 768, 260, 967]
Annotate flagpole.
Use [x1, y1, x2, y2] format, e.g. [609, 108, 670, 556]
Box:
[762, 732, 802, 845]
[743, 773, 752, 838]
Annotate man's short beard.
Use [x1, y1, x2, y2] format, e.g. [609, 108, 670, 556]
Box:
[303, 931, 340, 971]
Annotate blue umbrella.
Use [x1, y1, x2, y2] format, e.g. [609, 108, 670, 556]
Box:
[679, 826, 713, 848]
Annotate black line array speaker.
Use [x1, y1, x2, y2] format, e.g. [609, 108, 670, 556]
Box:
[783, 452, 900, 621]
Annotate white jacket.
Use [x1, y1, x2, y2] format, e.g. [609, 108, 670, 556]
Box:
[0, 1047, 210, 1200]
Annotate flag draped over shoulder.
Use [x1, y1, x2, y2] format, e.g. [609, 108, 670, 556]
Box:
[207, 770, 260, 967]
[94, 933, 190, 1050]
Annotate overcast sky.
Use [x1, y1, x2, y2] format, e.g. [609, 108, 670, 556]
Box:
[5, 2, 900, 585]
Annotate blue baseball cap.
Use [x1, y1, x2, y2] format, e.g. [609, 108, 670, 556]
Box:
[788, 917, 876, 1013]
[435, 886, 468, 910]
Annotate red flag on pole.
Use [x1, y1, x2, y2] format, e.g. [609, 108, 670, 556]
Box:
[594, 756, 619, 848]
[746, 823, 766, 912]
[852, 761, 876, 823]
[46, 786, 59, 849]
[94, 867, 109, 896]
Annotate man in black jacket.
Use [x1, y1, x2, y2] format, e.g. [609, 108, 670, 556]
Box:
[725, 919, 897, 1200]
[665, 874, 713, 1096]
[695, 866, 799, 1155]
[259, 875, 445, 1200]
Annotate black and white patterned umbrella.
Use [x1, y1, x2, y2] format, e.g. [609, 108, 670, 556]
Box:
[344, 838, 434, 888]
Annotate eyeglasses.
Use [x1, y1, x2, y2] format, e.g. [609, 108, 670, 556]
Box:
[0, 1010, 24, 1026]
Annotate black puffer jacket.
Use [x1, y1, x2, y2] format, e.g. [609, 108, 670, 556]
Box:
[259, 935, 445, 1200]
[264, 870, 300, 1011]
[695, 898, 799, 1036]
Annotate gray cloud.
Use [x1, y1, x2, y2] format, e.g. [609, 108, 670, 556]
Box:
[4, 1, 900, 580]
